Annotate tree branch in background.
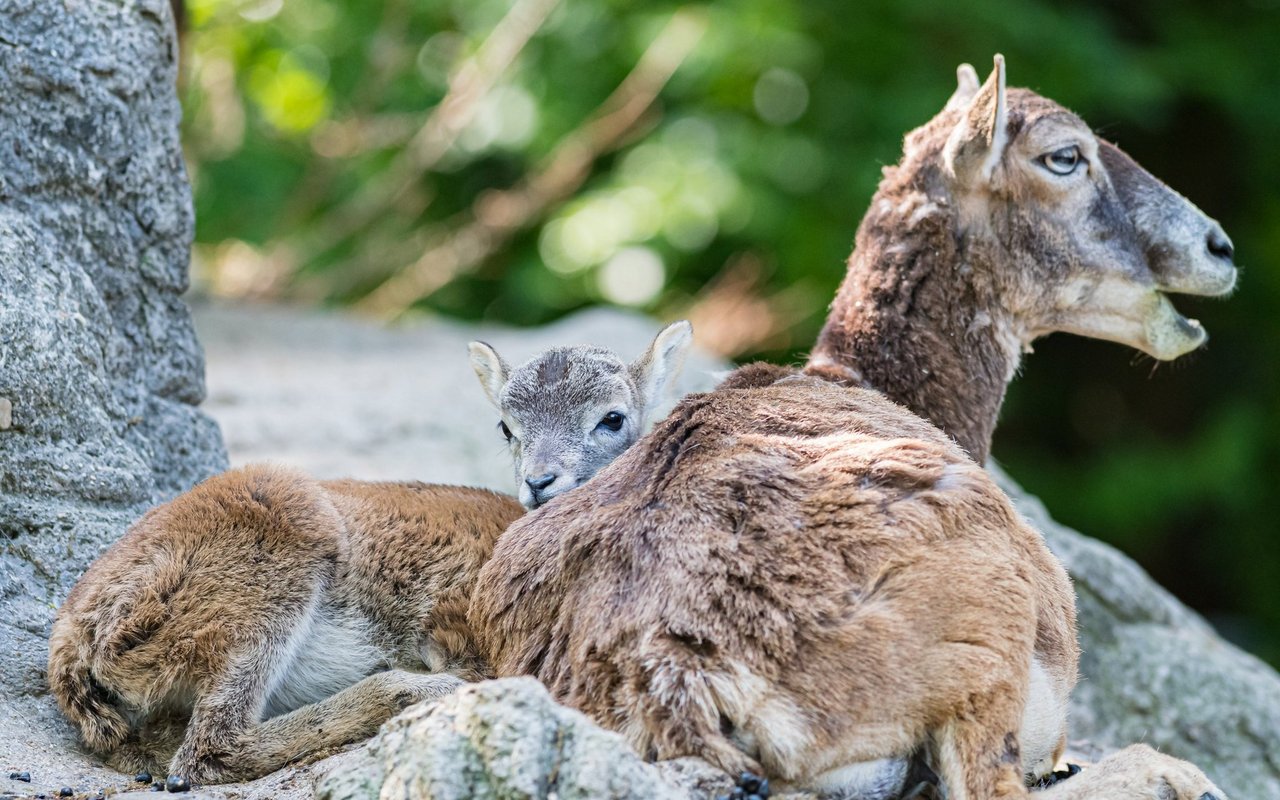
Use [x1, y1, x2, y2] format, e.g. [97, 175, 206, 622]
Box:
[679, 252, 812, 358]
[300, 0, 564, 260]
[355, 7, 707, 319]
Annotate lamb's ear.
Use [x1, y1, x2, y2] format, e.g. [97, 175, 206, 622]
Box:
[468, 341, 509, 408]
[943, 54, 1008, 186]
[944, 63, 981, 112]
[631, 320, 693, 413]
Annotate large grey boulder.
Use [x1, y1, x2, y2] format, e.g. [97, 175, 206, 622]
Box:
[316, 678, 731, 800]
[0, 0, 226, 794]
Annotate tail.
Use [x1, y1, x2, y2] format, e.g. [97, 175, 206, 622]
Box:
[47, 613, 132, 753]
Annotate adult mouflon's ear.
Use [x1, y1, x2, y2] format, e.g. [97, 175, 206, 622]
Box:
[631, 320, 693, 414]
[943, 54, 1009, 186]
[468, 341, 509, 408]
[944, 62, 981, 113]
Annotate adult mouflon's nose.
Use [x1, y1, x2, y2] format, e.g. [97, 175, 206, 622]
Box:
[1207, 224, 1234, 263]
[526, 473, 557, 492]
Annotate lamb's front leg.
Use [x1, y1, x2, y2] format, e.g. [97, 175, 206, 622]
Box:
[1036, 745, 1224, 800]
[223, 670, 462, 782]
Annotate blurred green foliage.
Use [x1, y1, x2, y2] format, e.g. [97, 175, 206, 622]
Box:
[182, 0, 1280, 662]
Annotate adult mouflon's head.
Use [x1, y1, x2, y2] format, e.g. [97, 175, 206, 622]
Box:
[942, 55, 1236, 359]
[808, 55, 1237, 462]
[469, 321, 693, 509]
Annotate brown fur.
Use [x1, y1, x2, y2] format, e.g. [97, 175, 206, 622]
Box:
[49, 465, 522, 782]
[469, 58, 1230, 800]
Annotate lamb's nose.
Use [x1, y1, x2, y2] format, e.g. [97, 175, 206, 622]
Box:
[526, 473, 557, 492]
[1207, 225, 1234, 263]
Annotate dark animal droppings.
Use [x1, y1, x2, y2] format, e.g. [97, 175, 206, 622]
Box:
[135, 772, 152, 783]
[58, 789, 73, 798]
[7, 773, 30, 783]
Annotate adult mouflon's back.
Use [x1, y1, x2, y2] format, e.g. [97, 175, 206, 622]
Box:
[470, 57, 1233, 800]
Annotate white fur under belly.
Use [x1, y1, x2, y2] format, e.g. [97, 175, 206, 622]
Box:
[262, 604, 386, 719]
[811, 758, 909, 800]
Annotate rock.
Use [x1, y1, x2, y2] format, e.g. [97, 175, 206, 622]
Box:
[997, 468, 1280, 799]
[315, 677, 712, 800]
[0, 0, 226, 793]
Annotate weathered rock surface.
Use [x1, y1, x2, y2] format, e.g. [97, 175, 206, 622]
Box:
[0, 0, 226, 795]
[316, 678, 732, 800]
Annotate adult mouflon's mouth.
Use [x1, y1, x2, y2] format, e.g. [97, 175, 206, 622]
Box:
[1145, 264, 1237, 359]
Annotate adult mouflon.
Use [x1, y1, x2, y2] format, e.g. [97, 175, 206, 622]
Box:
[47, 324, 691, 784]
[470, 57, 1235, 800]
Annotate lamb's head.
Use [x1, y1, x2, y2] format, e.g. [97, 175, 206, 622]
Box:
[936, 55, 1236, 360]
[469, 321, 692, 510]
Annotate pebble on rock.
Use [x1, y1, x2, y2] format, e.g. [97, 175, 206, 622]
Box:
[7, 773, 31, 783]
[164, 775, 191, 793]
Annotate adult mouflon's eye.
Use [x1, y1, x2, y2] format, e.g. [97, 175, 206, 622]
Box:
[597, 412, 625, 432]
[1040, 145, 1081, 176]
[498, 421, 514, 442]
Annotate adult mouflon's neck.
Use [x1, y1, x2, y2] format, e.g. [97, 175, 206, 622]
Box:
[804, 162, 1021, 464]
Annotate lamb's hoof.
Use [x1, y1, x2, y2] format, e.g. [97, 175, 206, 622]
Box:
[1033, 763, 1082, 790]
[716, 770, 771, 800]
[164, 775, 192, 793]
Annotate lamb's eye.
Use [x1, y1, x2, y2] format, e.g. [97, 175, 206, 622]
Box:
[596, 412, 625, 432]
[1040, 146, 1082, 176]
[498, 421, 514, 442]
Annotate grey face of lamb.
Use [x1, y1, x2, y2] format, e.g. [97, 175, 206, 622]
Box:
[469, 321, 692, 509]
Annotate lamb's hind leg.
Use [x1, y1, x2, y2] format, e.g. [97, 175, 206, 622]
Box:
[1035, 745, 1224, 800]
